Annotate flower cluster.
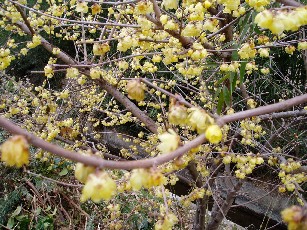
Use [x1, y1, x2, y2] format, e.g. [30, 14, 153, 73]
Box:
[278, 166, 306, 192]
[281, 205, 307, 230]
[180, 187, 209, 207]
[246, 0, 270, 12]
[232, 153, 264, 179]
[240, 117, 265, 146]
[157, 129, 180, 154]
[238, 42, 257, 59]
[255, 7, 307, 34]
[0, 48, 14, 70]
[220, 62, 240, 72]
[155, 212, 178, 230]
[129, 168, 166, 190]
[27, 35, 42, 49]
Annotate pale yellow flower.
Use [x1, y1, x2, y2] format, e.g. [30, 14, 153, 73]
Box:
[126, 79, 146, 102]
[205, 125, 223, 144]
[157, 129, 180, 154]
[75, 163, 96, 183]
[1, 135, 29, 167]
[80, 171, 116, 202]
[162, 0, 179, 10]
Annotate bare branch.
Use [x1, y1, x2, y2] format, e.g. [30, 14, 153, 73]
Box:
[217, 93, 307, 125]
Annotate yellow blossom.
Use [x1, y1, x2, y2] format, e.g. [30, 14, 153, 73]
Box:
[93, 43, 110, 56]
[126, 79, 146, 101]
[44, 65, 54, 78]
[27, 35, 41, 49]
[80, 171, 117, 202]
[75, 163, 96, 183]
[258, 48, 270, 58]
[168, 104, 188, 126]
[66, 67, 79, 78]
[1, 135, 30, 167]
[76, 1, 88, 13]
[91, 3, 101, 15]
[162, 0, 179, 10]
[90, 67, 102, 79]
[298, 42, 307, 50]
[238, 42, 256, 59]
[134, 1, 153, 15]
[187, 108, 214, 134]
[205, 125, 223, 144]
[157, 129, 180, 154]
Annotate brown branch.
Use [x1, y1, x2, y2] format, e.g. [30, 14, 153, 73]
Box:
[26, 170, 83, 187]
[0, 115, 206, 169]
[1, 93, 307, 169]
[187, 162, 206, 230]
[217, 93, 307, 125]
[258, 110, 307, 120]
[149, 0, 161, 20]
[206, 181, 242, 230]
[276, 0, 304, 7]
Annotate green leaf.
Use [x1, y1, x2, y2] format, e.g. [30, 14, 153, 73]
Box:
[59, 168, 68, 176]
[11, 206, 22, 217]
[223, 86, 231, 107]
[15, 214, 28, 221]
[231, 73, 237, 94]
[240, 61, 247, 82]
[217, 90, 224, 115]
[7, 217, 15, 228]
[216, 74, 230, 86]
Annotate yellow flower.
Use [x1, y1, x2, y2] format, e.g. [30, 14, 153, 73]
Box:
[1, 135, 30, 167]
[162, 0, 179, 10]
[258, 48, 270, 58]
[90, 67, 102, 79]
[298, 42, 307, 50]
[155, 212, 178, 230]
[75, 163, 96, 183]
[126, 79, 146, 102]
[281, 205, 307, 230]
[168, 104, 188, 126]
[160, 15, 168, 25]
[285, 46, 296, 55]
[205, 125, 222, 144]
[44, 65, 54, 78]
[27, 35, 41, 49]
[223, 155, 232, 164]
[238, 42, 256, 59]
[157, 129, 180, 154]
[66, 67, 79, 78]
[76, 1, 88, 13]
[93, 43, 110, 56]
[187, 108, 214, 134]
[247, 99, 257, 108]
[134, 1, 153, 15]
[80, 171, 117, 202]
[91, 3, 101, 15]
